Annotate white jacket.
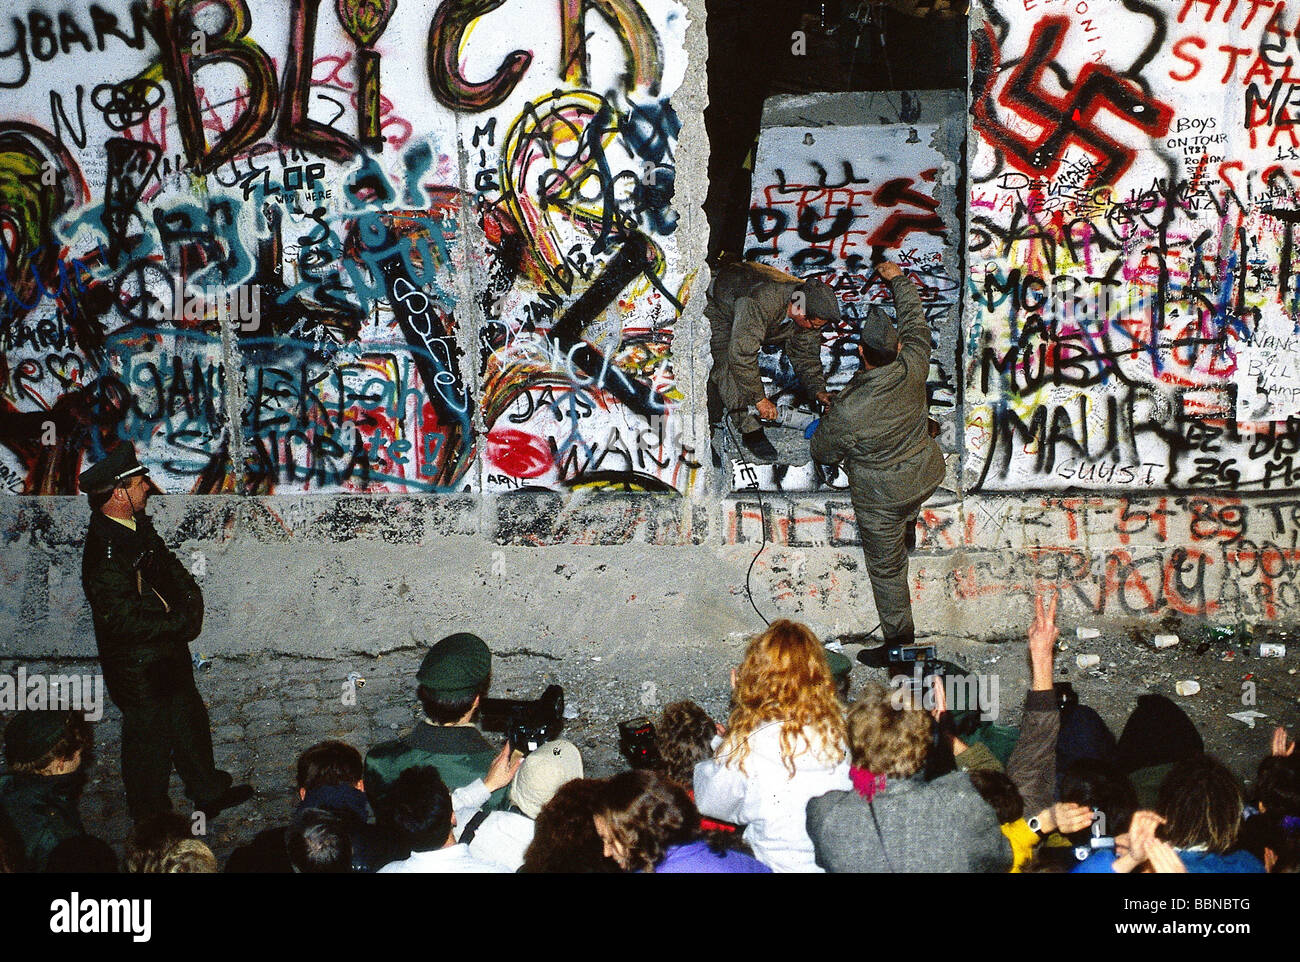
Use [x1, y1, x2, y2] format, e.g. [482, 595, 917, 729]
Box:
[693, 721, 851, 873]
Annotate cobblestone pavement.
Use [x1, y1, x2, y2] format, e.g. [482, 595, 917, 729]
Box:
[2, 626, 1295, 868]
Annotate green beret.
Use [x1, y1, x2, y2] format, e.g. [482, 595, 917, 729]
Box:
[4, 711, 72, 768]
[416, 633, 491, 698]
[78, 444, 149, 494]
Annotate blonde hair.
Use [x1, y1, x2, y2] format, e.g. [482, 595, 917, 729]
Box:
[846, 682, 932, 778]
[160, 839, 218, 873]
[718, 620, 847, 777]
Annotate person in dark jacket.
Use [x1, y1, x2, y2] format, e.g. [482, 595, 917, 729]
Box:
[705, 257, 839, 461]
[78, 444, 252, 823]
[226, 740, 403, 873]
[0, 711, 93, 872]
[809, 260, 944, 666]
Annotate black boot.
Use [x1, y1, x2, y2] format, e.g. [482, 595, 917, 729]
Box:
[195, 783, 255, 821]
[856, 633, 915, 669]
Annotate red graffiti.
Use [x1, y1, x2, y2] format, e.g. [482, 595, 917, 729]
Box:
[486, 428, 554, 478]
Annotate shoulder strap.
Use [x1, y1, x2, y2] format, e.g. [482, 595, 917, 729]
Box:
[458, 808, 492, 846]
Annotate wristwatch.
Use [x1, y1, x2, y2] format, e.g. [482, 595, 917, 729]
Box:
[1027, 815, 1049, 837]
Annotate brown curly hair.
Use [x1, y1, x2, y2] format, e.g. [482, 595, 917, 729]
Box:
[657, 700, 718, 788]
[596, 769, 700, 873]
[846, 681, 932, 778]
[718, 620, 847, 777]
[520, 778, 619, 873]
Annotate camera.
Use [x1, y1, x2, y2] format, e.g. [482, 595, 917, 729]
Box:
[887, 644, 944, 699]
[479, 685, 564, 755]
[1073, 807, 1115, 861]
[618, 716, 661, 769]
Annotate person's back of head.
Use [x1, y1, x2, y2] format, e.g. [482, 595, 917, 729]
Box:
[287, 808, 352, 873]
[390, 765, 452, 853]
[510, 739, 583, 819]
[594, 770, 699, 873]
[1059, 758, 1138, 840]
[520, 778, 619, 873]
[46, 835, 118, 873]
[846, 681, 931, 779]
[125, 812, 194, 873]
[656, 701, 718, 788]
[724, 619, 846, 776]
[1117, 694, 1204, 774]
[1156, 753, 1244, 855]
[3, 710, 91, 775]
[159, 838, 218, 873]
[414, 632, 492, 725]
[1254, 753, 1300, 817]
[968, 770, 1025, 825]
[297, 740, 364, 796]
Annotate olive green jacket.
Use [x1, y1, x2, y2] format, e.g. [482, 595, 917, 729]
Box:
[809, 275, 944, 508]
[706, 264, 828, 404]
[364, 724, 507, 816]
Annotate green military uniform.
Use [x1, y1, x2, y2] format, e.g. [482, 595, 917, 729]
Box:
[79, 447, 232, 821]
[705, 261, 830, 435]
[809, 274, 944, 644]
[364, 632, 508, 815]
[365, 724, 506, 816]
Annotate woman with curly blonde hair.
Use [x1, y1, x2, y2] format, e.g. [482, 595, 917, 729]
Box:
[693, 619, 850, 872]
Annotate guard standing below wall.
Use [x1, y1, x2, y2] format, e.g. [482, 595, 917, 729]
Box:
[705, 257, 839, 461]
[79, 444, 253, 824]
[809, 261, 944, 667]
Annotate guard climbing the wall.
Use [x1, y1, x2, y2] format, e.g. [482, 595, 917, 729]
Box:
[809, 260, 943, 667]
[705, 256, 839, 461]
[79, 444, 254, 824]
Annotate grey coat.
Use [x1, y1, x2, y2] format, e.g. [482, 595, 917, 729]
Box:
[809, 274, 943, 508]
[806, 770, 1013, 873]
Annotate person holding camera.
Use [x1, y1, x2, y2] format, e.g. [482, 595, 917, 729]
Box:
[809, 260, 943, 667]
[79, 443, 253, 824]
[364, 632, 521, 819]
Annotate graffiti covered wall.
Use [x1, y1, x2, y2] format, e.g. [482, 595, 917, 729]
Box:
[0, 0, 697, 496]
[968, 0, 1300, 495]
[737, 90, 964, 492]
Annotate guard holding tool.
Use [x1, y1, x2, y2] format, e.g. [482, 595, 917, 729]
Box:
[809, 259, 944, 667]
[705, 256, 840, 461]
[79, 443, 253, 823]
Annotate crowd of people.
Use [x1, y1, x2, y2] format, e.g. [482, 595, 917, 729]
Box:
[2, 593, 1296, 873]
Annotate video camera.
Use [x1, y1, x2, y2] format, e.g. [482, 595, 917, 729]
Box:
[479, 684, 564, 755]
[886, 644, 944, 699]
[617, 716, 661, 769]
[1073, 807, 1115, 862]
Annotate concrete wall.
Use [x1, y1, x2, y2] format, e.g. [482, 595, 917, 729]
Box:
[4, 0, 1300, 660]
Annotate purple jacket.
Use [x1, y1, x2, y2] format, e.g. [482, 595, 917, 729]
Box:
[655, 840, 772, 874]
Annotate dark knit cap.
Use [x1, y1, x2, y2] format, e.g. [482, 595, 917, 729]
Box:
[859, 305, 900, 355]
[797, 279, 842, 324]
[415, 633, 491, 698]
[4, 711, 73, 767]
